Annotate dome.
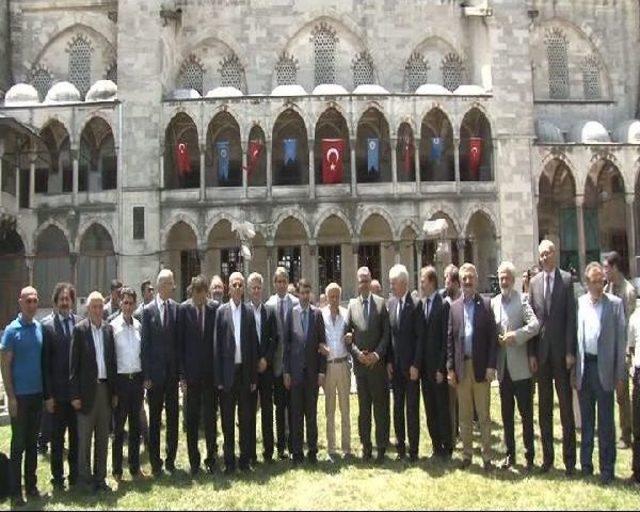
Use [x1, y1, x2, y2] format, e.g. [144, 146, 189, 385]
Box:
[4, 83, 39, 106]
[168, 88, 202, 100]
[453, 85, 486, 96]
[613, 120, 640, 144]
[205, 86, 243, 98]
[271, 85, 307, 97]
[353, 84, 390, 95]
[312, 84, 349, 95]
[535, 120, 565, 144]
[44, 81, 81, 103]
[415, 84, 451, 95]
[86, 80, 117, 101]
[569, 120, 610, 143]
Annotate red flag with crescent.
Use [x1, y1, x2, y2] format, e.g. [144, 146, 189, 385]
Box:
[321, 138, 345, 184]
[175, 142, 192, 176]
[469, 137, 482, 179]
[244, 139, 264, 179]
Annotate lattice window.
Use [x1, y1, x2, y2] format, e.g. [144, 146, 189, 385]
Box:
[441, 53, 464, 92]
[219, 54, 245, 92]
[582, 55, 602, 99]
[405, 52, 429, 92]
[352, 52, 374, 87]
[275, 52, 298, 86]
[179, 55, 204, 94]
[545, 28, 570, 99]
[106, 62, 117, 83]
[67, 34, 93, 97]
[29, 65, 53, 101]
[312, 22, 337, 86]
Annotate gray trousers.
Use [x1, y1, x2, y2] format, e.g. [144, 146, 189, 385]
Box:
[77, 383, 111, 486]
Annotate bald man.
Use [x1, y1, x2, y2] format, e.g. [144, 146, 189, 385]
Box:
[1, 287, 46, 507]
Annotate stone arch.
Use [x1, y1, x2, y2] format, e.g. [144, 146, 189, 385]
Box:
[314, 208, 354, 240]
[75, 218, 117, 254]
[271, 208, 312, 241]
[33, 219, 72, 253]
[423, 205, 463, 237]
[356, 207, 396, 240]
[161, 213, 202, 249]
[462, 205, 499, 237]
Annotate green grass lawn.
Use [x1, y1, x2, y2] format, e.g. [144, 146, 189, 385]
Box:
[0, 387, 637, 510]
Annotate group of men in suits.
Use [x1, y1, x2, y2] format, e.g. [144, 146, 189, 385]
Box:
[2, 239, 640, 507]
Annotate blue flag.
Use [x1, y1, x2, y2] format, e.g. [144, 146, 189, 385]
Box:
[430, 137, 443, 162]
[283, 138, 297, 166]
[216, 141, 230, 181]
[367, 138, 379, 174]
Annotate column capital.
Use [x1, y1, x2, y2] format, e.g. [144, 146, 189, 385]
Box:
[575, 194, 585, 208]
[625, 192, 636, 206]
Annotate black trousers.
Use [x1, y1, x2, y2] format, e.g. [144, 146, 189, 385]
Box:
[185, 378, 218, 470]
[50, 400, 78, 485]
[273, 374, 292, 454]
[499, 369, 534, 464]
[38, 410, 52, 450]
[631, 368, 639, 479]
[147, 376, 179, 471]
[113, 374, 144, 476]
[290, 371, 319, 457]
[10, 394, 42, 497]
[355, 369, 390, 454]
[538, 356, 576, 469]
[251, 369, 274, 460]
[391, 371, 420, 456]
[421, 372, 452, 456]
[221, 366, 253, 469]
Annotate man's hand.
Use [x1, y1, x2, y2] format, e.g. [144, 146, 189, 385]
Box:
[343, 333, 353, 345]
[386, 363, 394, 381]
[485, 368, 496, 383]
[409, 366, 419, 381]
[258, 358, 267, 374]
[318, 344, 330, 357]
[357, 353, 369, 366]
[284, 373, 291, 390]
[435, 371, 444, 384]
[250, 384, 257, 393]
[529, 356, 538, 374]
[112, 396, 119, 409]
[8, 395, 17, 418]
[71, 399, 82, 411]
[503, 332, 517, 347]
[144, 380, 153, 390]
[566, 354, 576, 370]
[45, 398, 55, 414]
[447, 370, 457, 388]
[366, 352, 380, 367]
[318, 373, 325, 388]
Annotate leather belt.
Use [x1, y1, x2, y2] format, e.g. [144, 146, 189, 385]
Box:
[118, 372, 142, 380]
[327, 357, 349, 364]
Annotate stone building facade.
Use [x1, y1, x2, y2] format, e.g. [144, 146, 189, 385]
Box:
[0, 0, 639, 325]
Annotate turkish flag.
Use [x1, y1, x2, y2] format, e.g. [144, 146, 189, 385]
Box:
[468, 137, 482, 179]
[321, 138, 345, 184]
[175, 142, 192, 176]
[244, 139, 263, 179]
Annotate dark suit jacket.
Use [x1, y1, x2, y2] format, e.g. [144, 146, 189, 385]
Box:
[246, 302, 278, 368]
[528, 268, 577, 365]
[69, 319, 117, 414]
[141, 298, 179, 385]
[387, 293, 422, 375]
[177, 299, 218, 384]
[284, 304, 327, 385]
[447, 294, 498, 382]
[42, 313, 81, 402]
[417, 293, 448, 378]
[214, 301, 258, 392]
[346, 294, 390, 377]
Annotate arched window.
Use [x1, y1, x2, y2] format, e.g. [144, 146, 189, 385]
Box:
[68, 34, 93, 97]
[582, 55, 602, 100]
[404, 52, 429, 93]
[441, 53, 464, 92]
[179, 55, 204, 94]
[545, 28, 570, 99]
[313, 22, 337, 86]
[29, 65, 53, 101]
[219, 54, 245, 92]
[275, 52, 298, 86]
[352, 52, 374, 87]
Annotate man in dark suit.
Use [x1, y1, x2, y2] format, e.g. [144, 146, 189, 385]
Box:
[528, 239, 577, 475]
[214, 272, 258, 473]
[284, 278, 326, 464]
[417, 266, 452, 460]
[386, 264, 422, 461]
[70, 292, 117, 494]
[178, 275, 219, 475]
[141, 269, 180, 476]
[447, 263, 497, 471]
[345, 266, 391, 462]
[246, 272, 278, 464]
[42, 282, 81, 490]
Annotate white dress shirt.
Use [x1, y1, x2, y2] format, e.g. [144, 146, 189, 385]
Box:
[156, 295, 168, 325]
[629, 308, 640, 368]
[230, 300, 242, 364]
[582, 296, 603, 356]
[322, 306, 348, 361]
[58, 313, 75, 338]
[91, 321, 107, 380]
[251, 302, 262, 344]
[111, 314, 142, 374]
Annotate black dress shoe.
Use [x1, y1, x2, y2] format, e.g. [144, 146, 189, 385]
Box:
[94, 482, 112, 494]
[152, 465, 163, 477]
[524, 461, 535, 473]
[409, 453, 419, 462]
[599, 474, 614, 486]
[396, 452, 406, 461]
[539, 461, 553, 474]
[239, 463, 255, 473]
[565, 467, 576, 477]
[292, 454, 304, 465]
[190, 466, 201, 477]
[26, 488, 49, 499]
[278, 450, 288, 460]
[51, 479, 66, 491]
[165, 462, 177, 474]
[459, 458, 472, 470]
[483, 460, 494, 473]
[224, 466, 236, 475]
[499, 456, 513, 470]
[362, 450, 373, 461]
[307, 453, 318, 465]
[11, 496, 27, 508]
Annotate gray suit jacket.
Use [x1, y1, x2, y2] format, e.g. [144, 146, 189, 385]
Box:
[576, 293, 626, 392]
[265, 293, 299, 377]
[491, 291, 539, 382]
[346, 294, 390, 377]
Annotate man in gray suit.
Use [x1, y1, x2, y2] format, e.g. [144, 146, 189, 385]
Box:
[491, 261, 539, 471]
[574, 262, 626, 485]
[345, 266, 390, 463]
[528, 239, 577, 475]
[265, 267, 299, 459]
